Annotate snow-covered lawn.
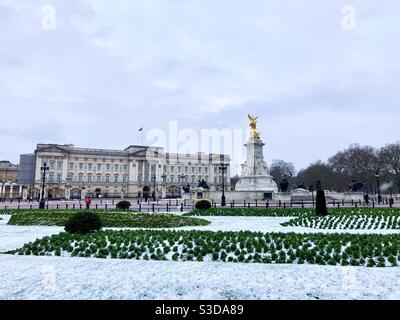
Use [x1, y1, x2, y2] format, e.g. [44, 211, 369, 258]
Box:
[2, 214, 400, 300]
[0, 216, 63, 252]
[1, 254, 399, 300]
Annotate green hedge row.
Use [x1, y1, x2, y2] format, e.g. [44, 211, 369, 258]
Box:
[7, 211, 210, 229]
[184, 208, 315, 217]
[185, 207, 400, 217]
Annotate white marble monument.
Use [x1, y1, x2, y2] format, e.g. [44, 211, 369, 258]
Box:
[235, 115, 278, 197]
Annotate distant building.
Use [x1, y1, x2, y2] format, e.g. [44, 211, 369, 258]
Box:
[0, 161, 18, 183]
[0, 161, 22, 200]
[19, 154, 36, 185]
[31, 143, 230, 200]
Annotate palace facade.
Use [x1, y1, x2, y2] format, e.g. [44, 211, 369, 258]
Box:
[30, 144, 230, 200]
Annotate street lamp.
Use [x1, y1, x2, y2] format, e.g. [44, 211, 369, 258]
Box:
[375, 170, 382, 204]
[309, 184, 315, 206]
[389, 187, 394, 208]
[364, 183, 370, 205]
[39, 163, 50, 209]
[219, 164, 228, 207]
[152, 175, 156, 201]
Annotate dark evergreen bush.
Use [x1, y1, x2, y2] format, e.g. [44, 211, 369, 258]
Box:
[64, 211, 102, 235]
[315, 190, 328, 216]
[116, 200, 131, 210]
[195, 200, 212, 210]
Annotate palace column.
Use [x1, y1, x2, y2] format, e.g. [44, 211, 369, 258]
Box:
[134, 162, 138, 181]
[142, 161, 146, 184]
[9, 184, 13, 199]
[62, 156, 68, 182]
[22, 187, 28, 201]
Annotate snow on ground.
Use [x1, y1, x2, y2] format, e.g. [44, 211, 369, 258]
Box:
[2, 214, 400, 300]
[0, 216, 63, 252]
[1, 254, 400, 300]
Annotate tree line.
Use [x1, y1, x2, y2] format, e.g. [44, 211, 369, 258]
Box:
[270, 142, 400, 193]
[230, 142, 400, 194]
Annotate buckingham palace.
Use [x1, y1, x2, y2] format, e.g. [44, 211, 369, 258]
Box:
[21, 143, 231, 200]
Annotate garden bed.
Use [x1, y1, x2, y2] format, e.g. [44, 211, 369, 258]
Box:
[7, 210, 210, 229]
[8, 229, 400, 267]
[282, 213, 400, 230]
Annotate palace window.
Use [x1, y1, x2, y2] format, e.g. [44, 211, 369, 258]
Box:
[88, 175, 93, 184]
[115, 164, 119, 171]
[96, 175, 101, 183]
[122, 175, 127, 183]
[97, 163, 102, 171]
[79, 163, 84, 171]
[105, 175, 110, 183]
[57, 162, 62, 170]
[114, 175, 119, 183]
[67, 174, 73, 183]
[50, 161, 55, 169]
[78, 174, 83, 183]
[106, 164, 111, 171]
[69, 163, 74, 170]
[88, 163, 93, 171]
[57, 174, 62, 183]
[49, 173, 54, 182]
[123, 164, 128, 171]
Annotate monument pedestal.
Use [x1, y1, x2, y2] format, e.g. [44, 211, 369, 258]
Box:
[235, 138, 278, 196]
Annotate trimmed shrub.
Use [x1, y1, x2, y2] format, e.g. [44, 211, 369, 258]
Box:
[116, 200, 131, 210]
[315, 190, 328, 216]
[64, 211, 102, 235]
[195, 200, 212, 210]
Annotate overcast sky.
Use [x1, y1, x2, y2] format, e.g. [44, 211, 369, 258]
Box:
[0, 0, 399, 173]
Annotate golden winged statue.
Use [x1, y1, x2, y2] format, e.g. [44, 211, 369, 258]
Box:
[248, 114, 261, 139]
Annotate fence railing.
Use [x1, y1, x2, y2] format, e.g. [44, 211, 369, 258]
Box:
[0, 198, 398, 212]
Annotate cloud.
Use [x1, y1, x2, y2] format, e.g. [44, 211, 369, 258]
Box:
[0, 0, 399, 171]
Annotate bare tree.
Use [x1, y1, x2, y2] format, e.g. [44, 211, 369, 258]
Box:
[379, 142, 400, 192]
[230, 175, 240, 190]
[293, 161, 337, 191]
[270, 160, 296, 190]
[328, 144, 380, 192]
